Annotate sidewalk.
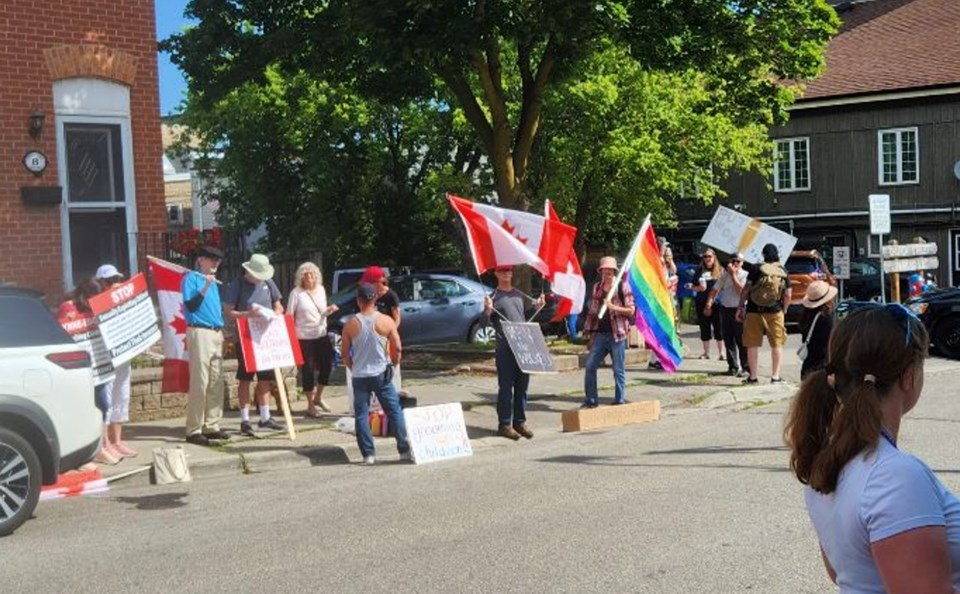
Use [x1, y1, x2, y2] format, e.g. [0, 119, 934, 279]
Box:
[101, 333, 804, 488]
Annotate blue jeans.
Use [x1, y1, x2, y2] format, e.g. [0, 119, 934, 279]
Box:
[584, 333, 627, 405]
[352, 368, 410, 457]
[495, 345, 529, 427]
[566, 314, 579, 338]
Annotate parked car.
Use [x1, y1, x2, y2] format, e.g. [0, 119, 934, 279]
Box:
[784, 250, 836, 326]
[326, 273, 495, 347]
[907, 287, 960, 359]
[843, 257, 909, 302]
[0, 287, 102, 536]
[331, 267, 391, 295]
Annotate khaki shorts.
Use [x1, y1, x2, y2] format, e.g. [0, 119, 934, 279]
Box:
[743, 311, 787, 347]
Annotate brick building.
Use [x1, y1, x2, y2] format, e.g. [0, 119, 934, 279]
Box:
[0, 1, 165, 301]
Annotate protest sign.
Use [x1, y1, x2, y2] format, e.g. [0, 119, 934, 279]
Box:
[58, 313, 114, 386]
[500, 321, 556, 374]
[236, 313, 304, 440]
[404, 403, 473, 464]
[89, 273, 161, 367]
[701, 206, 798, 264]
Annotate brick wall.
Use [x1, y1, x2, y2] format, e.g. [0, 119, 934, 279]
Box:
[0, 0, 164, 301]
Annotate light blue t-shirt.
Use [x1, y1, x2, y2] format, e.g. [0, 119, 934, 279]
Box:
[181, 271, 224, 328]
[805, 438, 960, 593]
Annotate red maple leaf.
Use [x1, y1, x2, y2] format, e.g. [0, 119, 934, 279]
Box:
[501, 219, 528, 244]
[170, 312, 188, 351]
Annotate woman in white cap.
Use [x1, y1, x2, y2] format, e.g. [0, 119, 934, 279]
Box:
[95, 264, 138, 460]
[798, 280, 838, 379]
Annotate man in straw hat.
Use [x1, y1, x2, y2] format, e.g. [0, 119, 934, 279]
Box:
[182, 245, 229, 446]
[581, 256, 636, 408]
[224, 253, 286, 435]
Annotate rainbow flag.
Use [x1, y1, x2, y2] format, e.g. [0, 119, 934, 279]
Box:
[621, 216, 683, 372]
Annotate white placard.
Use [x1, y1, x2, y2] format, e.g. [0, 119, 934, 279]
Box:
[404, 403, 473, 465]
[869, 194, 891, 235]
[700, 206, 797, 264]
[882, 256, 939, 274]
[832, 246, 851, 280]
[237, 314, 302, 371]
[89, 273, 161, 368]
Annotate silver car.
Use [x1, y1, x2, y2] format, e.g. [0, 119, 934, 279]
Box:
[327, 273, 496, 345]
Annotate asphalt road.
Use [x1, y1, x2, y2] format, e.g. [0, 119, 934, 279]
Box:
[7, 358, 960, 593]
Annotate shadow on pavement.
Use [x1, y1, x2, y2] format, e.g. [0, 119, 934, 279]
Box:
[113, 492, 189, 510]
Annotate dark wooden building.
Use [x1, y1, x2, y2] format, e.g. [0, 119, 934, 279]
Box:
[673, 0, 960, 285]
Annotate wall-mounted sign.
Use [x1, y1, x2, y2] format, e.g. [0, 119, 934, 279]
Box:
[22, 150, 47, 176]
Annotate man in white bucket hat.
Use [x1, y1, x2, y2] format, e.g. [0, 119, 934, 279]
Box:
[224, 253, 286, 435]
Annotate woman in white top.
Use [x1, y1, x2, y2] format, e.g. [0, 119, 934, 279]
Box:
[287, 262, 338, 417]
[785, 305, 960, 593]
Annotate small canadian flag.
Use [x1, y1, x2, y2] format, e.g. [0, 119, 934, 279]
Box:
[147, 257, 190, 393]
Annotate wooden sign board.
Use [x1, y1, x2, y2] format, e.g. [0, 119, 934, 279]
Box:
[700, 206, 797, 265]
[500, 321, 557, 374]
[882, 256, 939, 274]
[404, 403, 473, 464]
[881, 243, 938, 258]
[561, 400, 661, 432]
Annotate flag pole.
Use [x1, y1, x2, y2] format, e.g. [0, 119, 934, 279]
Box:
[147, 254, 222, 284]
[598, 214, 651, 319]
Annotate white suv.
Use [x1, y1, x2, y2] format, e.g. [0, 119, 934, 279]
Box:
[0, 288, 102, 536]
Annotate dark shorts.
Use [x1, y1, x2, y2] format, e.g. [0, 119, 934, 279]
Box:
[235, 342, 274, 381]
[299, 336, 334, 391]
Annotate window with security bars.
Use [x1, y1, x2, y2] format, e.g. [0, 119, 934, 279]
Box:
[773, 137, 810, 192]
[878, 127, 918, 185]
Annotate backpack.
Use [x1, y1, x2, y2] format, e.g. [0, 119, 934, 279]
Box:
[750, 263, 787, 308]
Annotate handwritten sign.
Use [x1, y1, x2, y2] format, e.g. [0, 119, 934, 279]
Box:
[701, 206, 797, 265]
[89, 273, 161, 366]
[58, 313, 114, 386]
[404, 403, 473, 464]
[501, 321, 556, 374]
[237, 314, 304, 372]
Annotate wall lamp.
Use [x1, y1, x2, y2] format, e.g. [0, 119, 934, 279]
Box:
[28, 109, 45, 139]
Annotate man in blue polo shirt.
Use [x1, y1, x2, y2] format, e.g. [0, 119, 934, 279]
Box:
[181, 245, 230, 446]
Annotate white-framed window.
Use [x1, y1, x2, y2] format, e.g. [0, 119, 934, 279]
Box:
[878, 127, 919, 185]
[773, 137, 810, 192]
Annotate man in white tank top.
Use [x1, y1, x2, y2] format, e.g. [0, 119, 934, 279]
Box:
[341, 283, 410, 464]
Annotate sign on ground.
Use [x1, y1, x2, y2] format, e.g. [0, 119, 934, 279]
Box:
[404, 403, 473, 464]
[500, 321, 556, 374]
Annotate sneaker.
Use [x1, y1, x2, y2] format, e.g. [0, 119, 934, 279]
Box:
[744, 377, 759, 384]
[580, 402, 599, 409]
[736, 370, 748, 378]
[726, 369, 740, 377]
[498, 425, 521, 441]
[611, 400, 630, 406]
[648, 360, 663, 370]
[112, 441, 139, 458]
[240, 421, 256, 437]
[362, 455, 376, 465]
[258, 418, 285, 432]
[202, 429, 231, 442]
[398, 451, 412, 462]
[771, 377, 784, 384]
[185, 433, 211, 447]
[514, 424, 534, 439]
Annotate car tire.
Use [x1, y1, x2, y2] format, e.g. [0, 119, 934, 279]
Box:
[469, 321, 496, 345]
[0, 428, 42, 537]
[933, 316, 960, 360]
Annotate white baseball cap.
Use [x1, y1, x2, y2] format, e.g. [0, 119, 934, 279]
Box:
[95, 264, 122, 280]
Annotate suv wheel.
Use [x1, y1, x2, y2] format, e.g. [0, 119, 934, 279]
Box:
[934, 316, 960, 360]
[0, 428, 42, 537]
[469, 321, 496, 344]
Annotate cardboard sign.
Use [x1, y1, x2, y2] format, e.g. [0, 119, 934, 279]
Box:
[89, 273, 161, 367]
[236, 313, 304, 372]
[58, 313, 114, 386]
[701, 206, 798, 265]
[500, 321, 556, 374]
[404, 403, 473, 464]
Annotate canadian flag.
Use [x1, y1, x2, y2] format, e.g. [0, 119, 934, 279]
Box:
[448, 194, 584, 320]
[447, 194, 550, 276]
[543, 201, 585, 322]
[147, 257, 190, 393]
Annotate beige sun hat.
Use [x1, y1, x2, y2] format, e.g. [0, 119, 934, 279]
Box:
[242, 253, 275, 281]
[802, 280, 838, 309]
[597, 256, 618, 272]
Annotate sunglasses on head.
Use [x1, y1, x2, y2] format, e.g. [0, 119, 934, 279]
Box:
[864, 302, 920, 346]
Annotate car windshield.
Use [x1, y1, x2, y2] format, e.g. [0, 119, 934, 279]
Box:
[785, 257, 820, 275]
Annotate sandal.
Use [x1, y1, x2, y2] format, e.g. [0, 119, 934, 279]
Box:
[304, 408, 322, 418]
[697, 354, 710, 360]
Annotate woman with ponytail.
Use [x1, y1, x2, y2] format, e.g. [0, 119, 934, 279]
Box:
[785, 305, 960, 593]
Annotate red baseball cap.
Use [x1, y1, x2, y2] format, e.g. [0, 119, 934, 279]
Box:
[360, 265, 386, 283]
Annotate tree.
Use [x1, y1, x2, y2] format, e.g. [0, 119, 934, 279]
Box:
[175, 67, 488, 268]
[165, 0, 838, 211]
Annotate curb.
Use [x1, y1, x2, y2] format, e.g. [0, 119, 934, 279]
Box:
[696, 382, 797, 410]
